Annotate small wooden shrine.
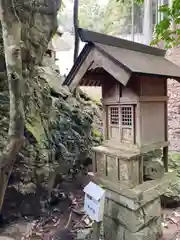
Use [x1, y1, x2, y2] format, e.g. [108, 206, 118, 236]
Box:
[64, 28, 180, 186]
[63, 28, 180, 240]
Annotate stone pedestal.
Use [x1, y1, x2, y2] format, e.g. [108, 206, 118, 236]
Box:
[93, 172, 175, 240]
[104, 197, 162, 240]
[92, 144, 143, 188]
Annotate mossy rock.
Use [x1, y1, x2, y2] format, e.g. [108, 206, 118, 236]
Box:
[162, 153, 180, 208]
[26, 118, 45, 143]
[92, 128, 102, 138]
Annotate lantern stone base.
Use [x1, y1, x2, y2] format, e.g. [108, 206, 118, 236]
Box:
[92, 172, 175, 240]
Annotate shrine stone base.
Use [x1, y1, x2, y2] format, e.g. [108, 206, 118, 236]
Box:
[104, 196, 162, 240]
[93, 172, 175, 240]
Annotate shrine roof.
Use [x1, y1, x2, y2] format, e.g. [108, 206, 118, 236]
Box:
[63, 28, 180, 90]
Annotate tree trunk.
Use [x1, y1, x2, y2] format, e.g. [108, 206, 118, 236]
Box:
[73, 0, 80, 63]
[0, 1, 24, 212]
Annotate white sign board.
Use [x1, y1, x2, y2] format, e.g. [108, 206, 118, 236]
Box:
[83, 181, 105, 222]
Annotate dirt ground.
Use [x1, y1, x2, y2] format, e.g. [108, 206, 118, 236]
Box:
[160, 208, 180, 240]
[1, 175, 180, 240]
[0, 175, 91, 240]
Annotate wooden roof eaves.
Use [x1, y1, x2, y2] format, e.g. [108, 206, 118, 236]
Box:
[135, 72, 180, 81]
[63, 43, 93, 86]
[95, 44, 132, 74]
[78, 28, 166, 57]
[63, 42, 132, 89]
[93, 47, 132, 86]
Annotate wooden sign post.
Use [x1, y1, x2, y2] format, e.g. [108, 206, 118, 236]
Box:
[92, 221, 101, 240]
[83, 181, 105, 240]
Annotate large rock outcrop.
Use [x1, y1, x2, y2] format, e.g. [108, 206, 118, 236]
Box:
[0, 0, 102, 220]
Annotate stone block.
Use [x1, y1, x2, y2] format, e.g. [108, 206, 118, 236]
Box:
[104, 215, 162, 240]
[92, 145, 141, 187]
[124, 217, 162, 240]
[0, 238, 15, 240]
[104, 216, 125, 240]
[102, 171, 175, 210]
[105, 188, 139, 210]
[105, 198, 161, 232]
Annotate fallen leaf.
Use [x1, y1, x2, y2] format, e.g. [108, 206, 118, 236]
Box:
[167, 217, 178, 225]
[72, 208, 85, 215]
[174, 212, 180, 217]
[162, 222, 168, 228]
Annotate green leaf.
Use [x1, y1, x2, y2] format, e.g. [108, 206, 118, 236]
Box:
[159, 4, 170, 14]
[152, 0, 180, 49]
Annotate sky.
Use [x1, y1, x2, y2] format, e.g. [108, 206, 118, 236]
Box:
[56, 0, 109, 75]
[56, 41, 84, 75]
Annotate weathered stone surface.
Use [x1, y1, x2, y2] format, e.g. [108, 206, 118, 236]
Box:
[162, 153, 180, 207]
[97, 172, 175, 211]
[93, 145, 140, 187]
[105, 188, 138, 210]
[144, 159, 165, 180]
[135, 172, 175, 203]
[168, 78, 180, 151]
[124, 217, 162, 240]
[166, 49, 180, 151]
[104, 215, 162, 240]
[161, 179, 180, 208]
[105, 198, 161, 232]
[0, 237, 15, 240]
[77, 228, 92, 239]
[103, 177, 168, 239]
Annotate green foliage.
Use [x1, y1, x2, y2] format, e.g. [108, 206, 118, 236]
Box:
[79, 0, 106, 33]
[169, 153, 180, 169]
[135, 0, 144, 3]
[104, 0, 142, 35]
[92, 128, 102, 138]
[117, 0, 143, 4]
[103, 0, 129, 34]
[79, 0, 143, 35]
[152, 0, 180, 48]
